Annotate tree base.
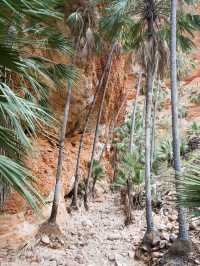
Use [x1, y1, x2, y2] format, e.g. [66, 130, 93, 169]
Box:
[67, 205, 79, 214]
[143, 230, 161, 250]
[159, 239, 192, 265]
[67, 200, 79, 213]
[168, 239, 192, 257]
[35, 221, 65, 248]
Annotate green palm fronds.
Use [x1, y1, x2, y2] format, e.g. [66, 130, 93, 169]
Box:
[99, 0, 200, 54]
[0, 155, 45, 211]
[177, 160, 200, 217]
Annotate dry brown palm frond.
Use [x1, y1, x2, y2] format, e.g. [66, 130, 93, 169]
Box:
[136, 35, 169, 79]
[156, 39, 169, 79]
[136, 37, 157, 72]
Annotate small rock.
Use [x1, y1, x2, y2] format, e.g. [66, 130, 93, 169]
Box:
[152, 246, 160, 251]
[189, 222, 198, 231]
[152, 252, 162, 258]
[159, 240, 167, 249]
[194, 259, 200, 265]
[42, 262, 57, 266]
[128, 251, 134, 259]
[166, 223, 174, 230]
[64, 259, 82, 266]
[108, 254, 115, 261]
[41, 235, 50, 245]
[141, 244, 148, 252]
[169, 233, 176, 243]
[75, 254, 85, 264]
[82, 219, 93, 227]
[168, 215, 177, 222]
[107, 233, 121, 241]
[161, 232, 169, 241]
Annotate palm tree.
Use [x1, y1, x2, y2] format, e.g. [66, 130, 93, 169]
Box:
[101, 0, 163, 241]
[49, 81, 72, 224]
[98, 0, 200, 246]
[168, 0, 191, 256]
[84, 43, 116, 210]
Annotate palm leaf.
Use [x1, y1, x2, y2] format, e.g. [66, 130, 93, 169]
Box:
[177, 160, 200, 217]
[0, 155, 44, 211]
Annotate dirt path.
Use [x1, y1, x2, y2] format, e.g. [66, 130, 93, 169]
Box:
[1, 193, 145, 266]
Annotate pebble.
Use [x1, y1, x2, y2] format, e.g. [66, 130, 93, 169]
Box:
[169, 233, 177, 243]
[108, 253, 115, 261]
[81, 219, 93, 227]
[161, 232, 169, 241]
[74, 254, 85, 264]
[189, 222, 198, 231]
[128, 251, 134, 259]
[168, 215, 177, 222]
[41, 235, 50, 245]
[107, 233, 121, 241]
[195, 259, 200, 265]
[152, 252, 162, 258]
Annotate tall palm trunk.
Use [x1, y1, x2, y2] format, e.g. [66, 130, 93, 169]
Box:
[98, 93, 128, 163]
[145, 65, 154, 232]
[84, 44, 116, 210]
[150, 80, 160, 169]
[125, 72, 142, 224]
[142, 97, 146, 129]
[170, 0, 188, 241]
[49, 82, 72, 224]
[70, 76, 104, 209]
[129, 72, 142, 153]
[71, 47, 116, 209]
[144, 0, 156, 234]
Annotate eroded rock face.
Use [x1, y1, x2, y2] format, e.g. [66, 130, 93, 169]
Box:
[49, 53, 128, 137]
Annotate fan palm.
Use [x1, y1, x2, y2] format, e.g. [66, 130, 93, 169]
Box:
[178, 159, 200, 217]
[100, 0, 168, 241]
[0, 0, 78, 210]
[49, 80, 73, 224]
[170, 0, 189, 244]
[98, 0, 200, 246]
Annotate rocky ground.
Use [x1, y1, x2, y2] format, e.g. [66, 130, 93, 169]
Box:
[0, 193, 146, 266]
[1, 177, 200, 266]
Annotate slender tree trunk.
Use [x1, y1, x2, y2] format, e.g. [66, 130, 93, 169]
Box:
[129, 72, 142, 153]
[84, 44, 116, 210]
[142, 97, 146, 129]
[144, 0, 156, 234]
[150, 80, 160, 169]
[126, 73, 142, 225]
[170, 0, 189, 241]
[144, 65, 154, 232]
[71, 47, 116, 209]
[49, 81, 72, 224]
[98, 94, 128, 163]
[70, 76, 104, 208]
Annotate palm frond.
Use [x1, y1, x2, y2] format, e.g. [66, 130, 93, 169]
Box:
[0, 155, 44, 211]
[177, 159, 200, 217]
[0, 44, 22, 71]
